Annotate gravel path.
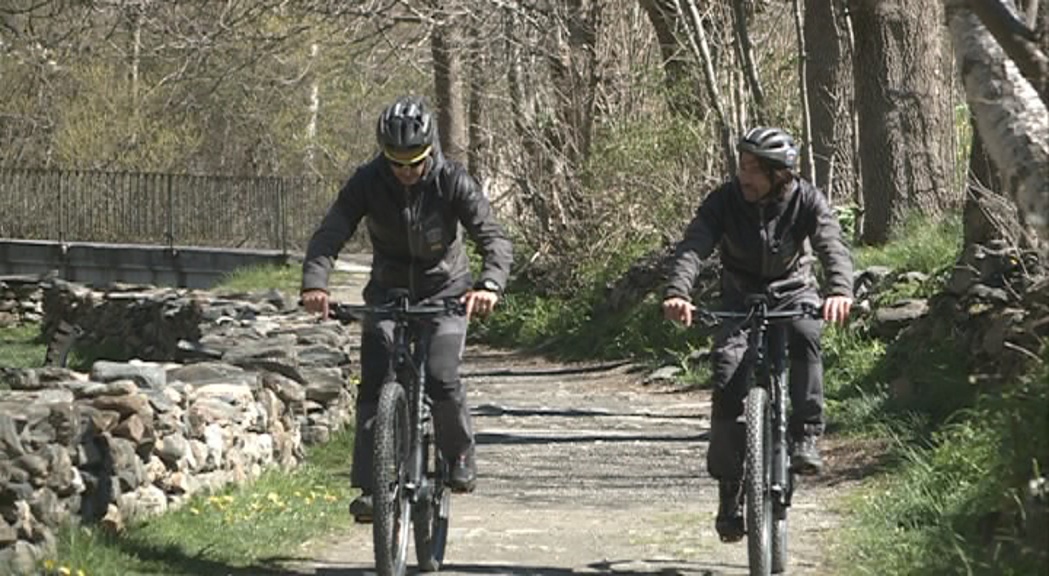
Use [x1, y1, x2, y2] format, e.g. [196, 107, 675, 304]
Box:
[283, 257, 860, 575]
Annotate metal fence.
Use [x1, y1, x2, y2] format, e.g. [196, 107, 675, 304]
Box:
[0, 168, 344, 252]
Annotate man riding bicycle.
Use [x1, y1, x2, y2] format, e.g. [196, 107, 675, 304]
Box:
[661, 127, 854, 543]
[301, 95, 513, 523]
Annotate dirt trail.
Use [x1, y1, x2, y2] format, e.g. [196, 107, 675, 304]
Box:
[285, 258, 860, 575]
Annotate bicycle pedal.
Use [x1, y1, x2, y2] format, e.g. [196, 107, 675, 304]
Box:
[449, 484, 475, 494]
[718, 533, 745, 543]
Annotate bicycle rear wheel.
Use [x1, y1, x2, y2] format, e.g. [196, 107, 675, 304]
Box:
[373, 381, 411, 576]
[413, 419, 450, 571]
[745, 386, 772, 576]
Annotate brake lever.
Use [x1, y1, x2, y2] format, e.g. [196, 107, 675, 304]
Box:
[694, 309, 718, 328]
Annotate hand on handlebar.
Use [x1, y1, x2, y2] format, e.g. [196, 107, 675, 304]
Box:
[301, 289, 330, 318]
[822, 295, 853, 325]
[461, 289, 499, 320]
[663, 297, 697, 327]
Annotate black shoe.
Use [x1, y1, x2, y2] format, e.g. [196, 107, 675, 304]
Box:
[349, 493, 373, 524]
[447, 452, 476, 493]
[715, 480, 745, 543]
[791, 435, 823, 476]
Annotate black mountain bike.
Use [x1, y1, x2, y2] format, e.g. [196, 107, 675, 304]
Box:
[698, 294, 827, 576]
[330, 292, 465, 575]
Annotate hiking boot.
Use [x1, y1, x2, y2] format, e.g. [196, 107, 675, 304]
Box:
[447, 451, 476, 493]
[791, 434, 823, 476]
[715, 480, 745, 543]
[349, 493, 373, 524]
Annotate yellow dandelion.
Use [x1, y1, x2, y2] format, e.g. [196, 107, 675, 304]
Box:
[77, 570, 86, 576]
[267, 492, 280, 502]
[190, 507, 200, 515]
[59, 567, 72, 576]
[304, 497, 314, 505]
[223, 495, 235, 503]
[294, 491, 302, 498]
[44, 559, 56, 570]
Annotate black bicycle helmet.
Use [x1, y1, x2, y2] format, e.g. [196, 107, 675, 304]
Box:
[376, 96, 435, 162]
[737, 127, 798, 170]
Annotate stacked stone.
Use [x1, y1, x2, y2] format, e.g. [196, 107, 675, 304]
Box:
[1, 291, 359, 572]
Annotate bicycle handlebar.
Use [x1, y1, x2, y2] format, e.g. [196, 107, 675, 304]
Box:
[327, 298, 466, 324]
[696, 299, 871, 326]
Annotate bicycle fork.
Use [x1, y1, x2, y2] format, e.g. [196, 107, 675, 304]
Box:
[770, 353, 793, 511]
[403, 332, 433, 508]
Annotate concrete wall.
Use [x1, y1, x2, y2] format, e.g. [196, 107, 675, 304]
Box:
[0, 239, 288, 289]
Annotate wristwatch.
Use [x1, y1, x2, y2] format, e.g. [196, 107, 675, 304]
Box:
[477, 278, 502, 294]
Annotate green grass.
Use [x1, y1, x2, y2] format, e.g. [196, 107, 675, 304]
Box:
[214, 263, 304, 295]
[843, 354, 1048, 575]
[44, 428, 358, 576]
[0, 323, 46, 370]
[854, 214, 962, 274]
[214, 263, 355, 299]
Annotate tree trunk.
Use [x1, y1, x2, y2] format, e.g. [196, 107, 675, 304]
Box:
[947, 0, 1049, 238]
[431, 12, 468, 164]
[548, 0, 603, 165]
[791, 0, 815, 184]
[853, 0, 956, 245]
[467, 18, 489, 183]
[804, 0, 856, 203]
[963, 121, 1040, 248]
[967, 0, 1049, 107]
[638, 0, 705, 117]
[675, 0, 737, 172]
[731, 0, 766, 123]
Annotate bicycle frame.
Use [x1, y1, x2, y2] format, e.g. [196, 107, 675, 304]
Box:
[332, 296, 461, 504]
[701, 297, 821, 509]
[390, 306, 436, 507]
[741, 297, 793, 510]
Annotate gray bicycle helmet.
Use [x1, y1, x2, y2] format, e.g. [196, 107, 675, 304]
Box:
[376, 96, 435, 162]
[737, 127, 798, 169]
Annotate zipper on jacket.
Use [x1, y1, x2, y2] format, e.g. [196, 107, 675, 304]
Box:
[759, 204, 768, 280]
[403, 185, 417, 302]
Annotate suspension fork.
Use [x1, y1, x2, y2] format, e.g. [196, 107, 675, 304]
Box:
[748, 302, 773, 488]
[768, 325, 791, 508]
[750, 302, 790, 506]
[407, 324, 432, 504]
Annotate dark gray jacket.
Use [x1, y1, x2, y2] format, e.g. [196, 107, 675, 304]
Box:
[664, 177, 853, 306]
[302, 150, 513, 302]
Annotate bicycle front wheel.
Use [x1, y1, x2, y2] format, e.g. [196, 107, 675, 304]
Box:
[772, 504, 788, 574]
[373, 381, 412, 576]
[745, 386, 772, 576]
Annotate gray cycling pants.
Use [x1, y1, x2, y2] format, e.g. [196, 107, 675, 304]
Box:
[350, 312, 474, 491]
[706, 317, 824, 482]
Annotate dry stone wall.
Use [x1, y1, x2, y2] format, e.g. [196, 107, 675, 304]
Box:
[0, 280, 359, 573]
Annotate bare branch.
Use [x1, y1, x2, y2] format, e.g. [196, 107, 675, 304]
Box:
[731, 0, 766, 121]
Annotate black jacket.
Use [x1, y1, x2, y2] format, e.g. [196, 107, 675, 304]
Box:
[302, 150, 513, 302]
[664, 176, 853, 306]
